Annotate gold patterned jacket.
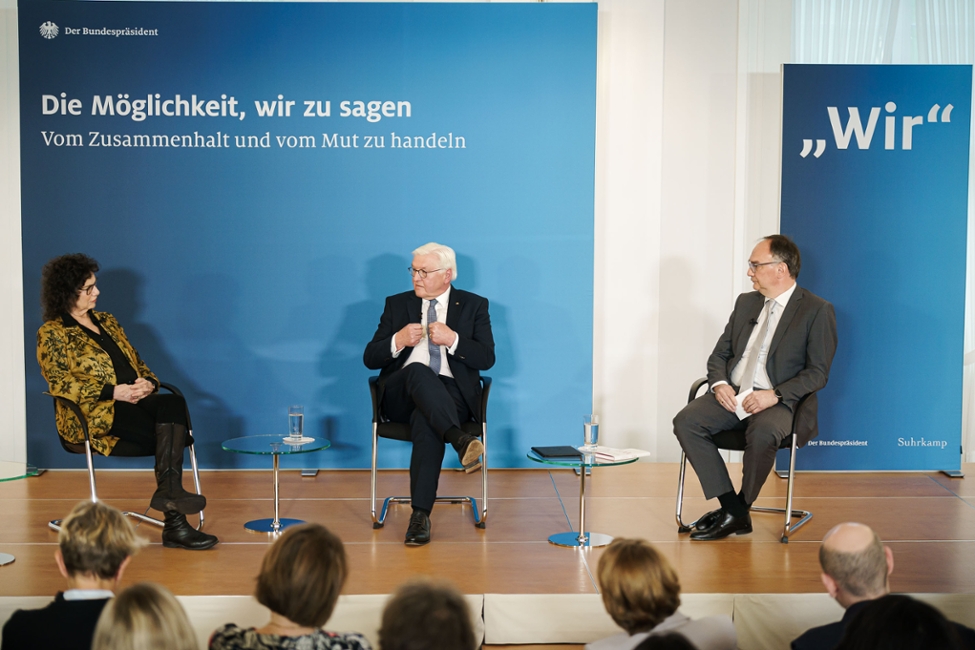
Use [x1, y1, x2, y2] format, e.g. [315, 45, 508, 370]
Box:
[36, 311, 158, 456]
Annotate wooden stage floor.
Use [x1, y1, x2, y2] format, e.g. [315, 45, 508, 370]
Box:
[2, 463, 975, 598]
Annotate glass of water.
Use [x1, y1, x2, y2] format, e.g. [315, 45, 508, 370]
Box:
[287, 405, 304, 441]
[583, 414, 599, 451]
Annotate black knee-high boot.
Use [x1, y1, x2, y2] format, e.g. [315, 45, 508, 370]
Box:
[162, 511, 218, 550]
[150, 423, 207, 515]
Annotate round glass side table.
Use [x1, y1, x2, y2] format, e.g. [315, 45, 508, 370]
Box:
[222, 434, 330, 533]
[527, 450, 639, 548]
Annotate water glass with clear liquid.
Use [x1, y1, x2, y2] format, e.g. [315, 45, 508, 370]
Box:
[288, 405, 304, 441]
[583, 414, 599, 451]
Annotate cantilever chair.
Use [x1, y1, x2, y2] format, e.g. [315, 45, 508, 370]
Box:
[369, 375, 491, 529]
[47, 382, 205, 532]
[676, 377, 814, 543]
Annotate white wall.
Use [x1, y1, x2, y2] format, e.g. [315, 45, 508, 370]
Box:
[594, 0, 791, 460]
[0, 0, 26, 478]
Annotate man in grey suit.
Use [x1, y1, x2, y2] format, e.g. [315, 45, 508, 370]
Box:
[674, 234, 837, 541]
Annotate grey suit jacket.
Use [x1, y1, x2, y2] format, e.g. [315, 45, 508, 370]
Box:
[585, 611, 737, 650]
[706, 286, 837, 446]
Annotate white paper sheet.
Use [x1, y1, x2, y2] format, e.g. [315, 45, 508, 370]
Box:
[735, 388, 753, 420]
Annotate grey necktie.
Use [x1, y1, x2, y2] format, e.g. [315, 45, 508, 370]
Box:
[739, 300, 774, 392]
[427, 300, 441, 375]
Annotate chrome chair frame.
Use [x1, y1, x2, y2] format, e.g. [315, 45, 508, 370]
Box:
[675, 377, 813, 543]
[47, 382, 205, 532]
[369, 375, 490, 529]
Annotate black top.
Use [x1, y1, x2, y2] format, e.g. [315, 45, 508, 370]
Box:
[61, 312, 138, 400]
[0, 592, 109, 650]
[792, 600, 975, 650]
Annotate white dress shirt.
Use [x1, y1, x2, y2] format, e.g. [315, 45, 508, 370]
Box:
[63, 589, 114, 601]
[717, 282, 797, 392]
[392, 286, 459, 378]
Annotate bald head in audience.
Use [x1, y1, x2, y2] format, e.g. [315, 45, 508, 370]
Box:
[794, 522, 975, 650]
[818, 522, 893, 609]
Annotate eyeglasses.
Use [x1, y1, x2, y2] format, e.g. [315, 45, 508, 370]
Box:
[79, 283, 97, 295]
[408, 267, 445, 279]
[747, 260, 781, 272]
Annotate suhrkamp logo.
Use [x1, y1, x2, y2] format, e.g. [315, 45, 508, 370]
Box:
[39, 21, 58, 39]
[799, 101, 954, 158]
[897, 436, 948, 450]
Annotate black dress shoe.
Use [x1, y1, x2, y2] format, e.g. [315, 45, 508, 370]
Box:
[694, 508, 725, 531]
[455, 434, 484, 473]
[404, 511, 431, 546]
[162, 511, 219, 550]
[689, 511, 752, 541]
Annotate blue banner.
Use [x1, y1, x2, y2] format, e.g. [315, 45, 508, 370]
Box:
[779, 64, 971, 471]
[19, 2, 597, 469]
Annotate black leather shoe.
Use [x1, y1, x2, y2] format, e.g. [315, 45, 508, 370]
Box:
[456, 434, 484, 473]
[694, 508, 725, 532]
[689, 511, 752, 541]
[162, 511, 218, 550]
[404, 511, 431, 546]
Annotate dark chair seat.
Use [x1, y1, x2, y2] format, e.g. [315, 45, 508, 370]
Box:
[47, 382, 205, 532]
[369, 375, 491, 529]
[675, 377, 814, 543]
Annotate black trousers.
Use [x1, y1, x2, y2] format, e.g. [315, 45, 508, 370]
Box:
[109, 393, 189, 457]
[380, 363, 473, 513]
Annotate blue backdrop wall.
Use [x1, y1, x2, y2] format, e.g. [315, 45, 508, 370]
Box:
[779, 64, 971, 472]
[19, 1, 597, 469]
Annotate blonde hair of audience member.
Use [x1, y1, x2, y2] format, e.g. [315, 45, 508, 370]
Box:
[379, 578, 475, 650]
[57, 500, 144, 590]
[597, 538, 681, 635]
[254, 523, 347, 635]
[92, 582, 197, 650]
[819, 522, 893, 608]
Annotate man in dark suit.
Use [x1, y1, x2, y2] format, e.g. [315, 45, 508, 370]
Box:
[673, 234, 837, 540]
[1, 500, 141, 650]
[364, 242, 494, 546]
[792, 522, 975, 649]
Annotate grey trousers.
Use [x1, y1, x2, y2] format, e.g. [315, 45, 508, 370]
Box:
[673, 391, 792, 504]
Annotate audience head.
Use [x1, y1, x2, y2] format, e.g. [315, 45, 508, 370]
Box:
[633, 632, 697, 650]
[40, 253, 100, 322]
[819, 522, 892, 607]
[596, 538, 681, 635]
[834, 594, 962, 650]
[92, 582, 197, 650]
[763, 234, 801, 279]
[56, 500, 143, 585]
[255, 523, 347, 628]
[379, 578, 475, 650]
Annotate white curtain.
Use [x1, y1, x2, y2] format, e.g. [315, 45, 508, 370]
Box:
[915, 0, 975, 64]
[793, 0, 975, 463]
[792, 0, 899, 63]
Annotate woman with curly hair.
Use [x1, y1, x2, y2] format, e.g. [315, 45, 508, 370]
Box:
[37, 253, 217, 551]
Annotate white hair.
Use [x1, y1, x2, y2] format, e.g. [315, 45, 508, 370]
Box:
[412, 242, 458, 281]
